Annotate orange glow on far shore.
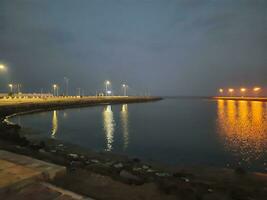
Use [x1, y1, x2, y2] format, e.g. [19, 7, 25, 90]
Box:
[240, 88, 246, 92]
[228, 88, 234, 93]
[254, 87, 261, 92]
[217, 86, 264, 98]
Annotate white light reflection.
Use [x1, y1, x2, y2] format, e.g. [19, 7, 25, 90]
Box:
[120, 104, 129, 150]
[103, 105, 115, 151]
[51, 110, 58, 138]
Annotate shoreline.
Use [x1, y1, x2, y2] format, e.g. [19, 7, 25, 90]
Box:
[1, 96, 267, 199]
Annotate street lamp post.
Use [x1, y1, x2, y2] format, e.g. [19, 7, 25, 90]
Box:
[0, 64, 7, 93]
[53, 84, 57, 96]
[240, 88, 246, 97]
[57, 86, 59, 96]
[77, 88, 81, 97]
[122, 84, 128, 96]
[18, 84, 22, 94]
[253, 87, 261, 97]
[8, 84, 13, 93]
[219, 88, 223, 95]
[105, 81, 110, 96]
[228, 88, 234, 97]
[64, 77, 69, 96]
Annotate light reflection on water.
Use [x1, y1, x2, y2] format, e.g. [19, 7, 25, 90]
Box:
[103, 105, 115, 151]
[10, 99, 267, 171]
[51, 110, 58, 138]
[120, 104, 129, 150]
[102, 104, 130, 151]
[217, 100, 267, 165]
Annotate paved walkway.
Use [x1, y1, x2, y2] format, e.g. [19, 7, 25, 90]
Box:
[0, 150, 92, 200]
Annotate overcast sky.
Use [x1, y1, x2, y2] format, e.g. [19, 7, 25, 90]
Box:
[0, 0, 266, 96]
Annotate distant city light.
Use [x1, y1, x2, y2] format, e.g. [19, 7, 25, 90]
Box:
[253, 87, 261, 92]
[217, 86, 264, 98]
[240, 88, 246, 92]
[228, 88, 234, 93]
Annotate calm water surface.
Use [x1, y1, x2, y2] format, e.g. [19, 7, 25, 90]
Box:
[11, 99, 267, 171]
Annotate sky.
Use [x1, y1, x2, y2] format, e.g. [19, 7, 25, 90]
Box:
[0, 0, 266, 96]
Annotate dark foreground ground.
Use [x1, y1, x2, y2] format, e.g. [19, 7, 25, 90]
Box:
[1, 97, 267, 200]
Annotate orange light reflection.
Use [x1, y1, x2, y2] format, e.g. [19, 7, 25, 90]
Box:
[217, 100, 267, 165]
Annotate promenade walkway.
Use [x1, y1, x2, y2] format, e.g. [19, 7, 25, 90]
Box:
[0, 150, 92, 200]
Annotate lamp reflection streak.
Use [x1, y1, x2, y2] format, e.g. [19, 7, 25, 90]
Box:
[51, 110, 58, 138]
[120, 104, 129, 150]
[103, 105, 115, 151]
[217, 100, 267, 164]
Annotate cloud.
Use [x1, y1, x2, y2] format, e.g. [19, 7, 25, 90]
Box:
[0, 0, 266, 95]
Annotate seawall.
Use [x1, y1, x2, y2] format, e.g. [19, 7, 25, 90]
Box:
[0, 96, 162, 121]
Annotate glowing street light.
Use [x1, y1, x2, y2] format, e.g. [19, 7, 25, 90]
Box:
[0, 64, 6, 71]
[8, 84, 13, 93]
[0, 64, 8, 93]
[219, 88, 223, 93]
[253, 87, 261, 97]
[240, 88, 246, 97]
[228, 88, 234, 93]
[253, 87, 261, 92]
[105, 80, 111, 96]
[240, 88, 246, 92]
[122, 84, 128, 96]
[53, 84, 58, 96]
[107, 90, 112, 96]
[228, 88, 234, 96]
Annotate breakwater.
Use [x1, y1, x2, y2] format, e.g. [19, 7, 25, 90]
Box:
[0, 96, 162, 121]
